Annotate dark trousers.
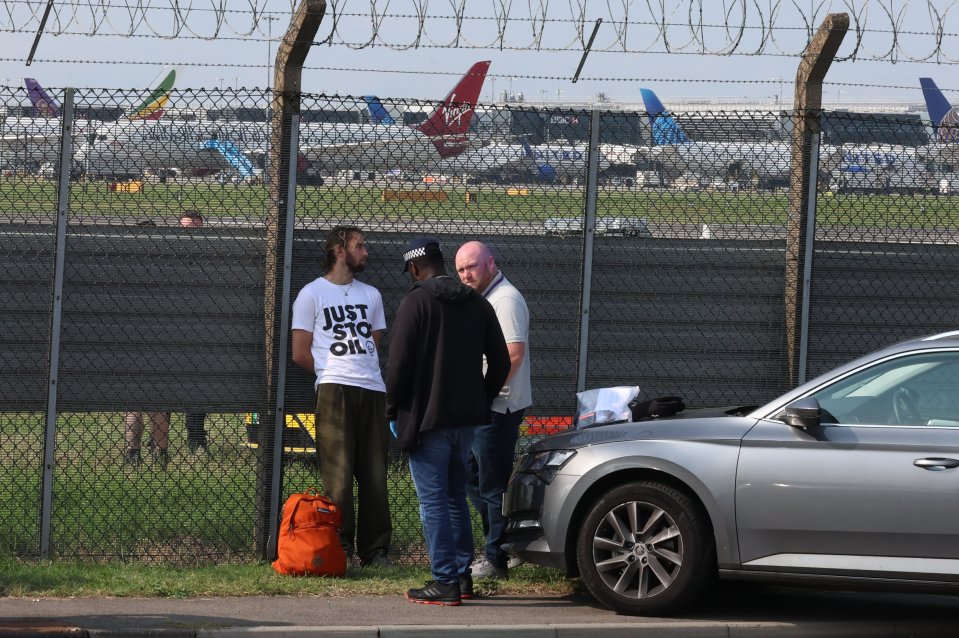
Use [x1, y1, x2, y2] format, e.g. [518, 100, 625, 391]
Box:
[466, 409, 524, 568]
[185, 412, 207, 447]
[314, 383, 391, 563]
[409, 427, 476, 584]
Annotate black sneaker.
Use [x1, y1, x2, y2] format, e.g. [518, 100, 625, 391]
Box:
[155, 448, 169, 469]
[124, 448, 142, 466]
[459, 573, 474, 600]
[188, 441, 208, 455]
[406, 580, 461, 606]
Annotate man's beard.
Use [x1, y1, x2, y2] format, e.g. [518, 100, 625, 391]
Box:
[346, 254, 366, 273]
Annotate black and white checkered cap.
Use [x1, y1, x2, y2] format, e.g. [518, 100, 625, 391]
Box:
[402, 236, 442, 272]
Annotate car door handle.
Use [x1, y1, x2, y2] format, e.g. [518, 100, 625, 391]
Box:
[914, 457, 959, 471]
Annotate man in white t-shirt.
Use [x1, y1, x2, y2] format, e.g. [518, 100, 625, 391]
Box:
[455, 241, 533, 580]
[291, 226, 391, 568]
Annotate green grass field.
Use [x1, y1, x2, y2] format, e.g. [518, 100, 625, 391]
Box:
[0, 412, 452, 565]
[3, 177, 959, 228]
[0, 553, 576, 598]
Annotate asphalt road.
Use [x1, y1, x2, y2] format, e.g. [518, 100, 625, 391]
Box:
[2, 582, 958, 636]
[2, 212, 959, 243]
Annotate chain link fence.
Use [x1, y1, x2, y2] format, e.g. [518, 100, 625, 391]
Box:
[1, 85, 957, 564]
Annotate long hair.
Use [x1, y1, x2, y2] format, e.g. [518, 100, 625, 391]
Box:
[323, 226, 363, 271]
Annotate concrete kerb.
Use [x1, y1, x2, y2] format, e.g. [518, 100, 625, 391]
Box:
[98, 627, 749, 638]
[79, 621, 939, 638]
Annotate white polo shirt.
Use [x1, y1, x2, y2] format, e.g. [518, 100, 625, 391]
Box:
[483, 272, 533, 413]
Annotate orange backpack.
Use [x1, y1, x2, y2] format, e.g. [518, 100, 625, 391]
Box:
[272, 488, 347, 577]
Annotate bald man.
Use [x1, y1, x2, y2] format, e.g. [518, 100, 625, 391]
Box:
[454, 241, 532, 579]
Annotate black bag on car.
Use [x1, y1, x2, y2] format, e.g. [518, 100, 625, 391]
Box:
[629, 396, 686, 421]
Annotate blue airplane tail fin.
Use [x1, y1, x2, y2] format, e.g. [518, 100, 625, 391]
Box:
[920, 77, 959, 143]
[24, 78, 61, 117]
[920, 78, 952, 126]
[640, 88, 689, 145]
[520, 138, 536, 160]
[364, 96, 395, 124]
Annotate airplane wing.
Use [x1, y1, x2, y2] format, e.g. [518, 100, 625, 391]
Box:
[915, 142, 959, 166]
[646, 144, 690, 168]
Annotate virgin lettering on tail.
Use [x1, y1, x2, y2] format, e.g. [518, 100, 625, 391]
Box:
[416, 61, 491, 158]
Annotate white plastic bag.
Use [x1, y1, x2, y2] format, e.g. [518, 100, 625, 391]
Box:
[575, 386, 640, 429]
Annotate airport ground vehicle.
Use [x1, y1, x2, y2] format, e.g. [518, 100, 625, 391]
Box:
[244, 413, 319, 457]
[543, 216, 651, 236]
[504, 331, 959, 615]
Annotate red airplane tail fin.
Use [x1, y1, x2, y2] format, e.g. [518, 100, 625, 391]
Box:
[417, 61, 490, 158]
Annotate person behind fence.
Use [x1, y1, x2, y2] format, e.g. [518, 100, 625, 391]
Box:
[123, 221, 172, 469]
[179, 209, 210, 455]
[123, 411, 170, 468]
[386, 237, 509, 606]
[291, 225, 392, 568]
[455, 240, 532, 580]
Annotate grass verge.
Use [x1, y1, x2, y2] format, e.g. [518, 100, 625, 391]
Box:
[0, 556, 578, 598]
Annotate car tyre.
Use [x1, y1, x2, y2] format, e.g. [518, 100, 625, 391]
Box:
[576, 480, 714, 616]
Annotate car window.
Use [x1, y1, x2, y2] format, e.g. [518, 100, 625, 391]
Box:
[811, 351, 959, 427]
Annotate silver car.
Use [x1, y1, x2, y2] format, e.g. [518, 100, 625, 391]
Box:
[504, 331, 959, 615]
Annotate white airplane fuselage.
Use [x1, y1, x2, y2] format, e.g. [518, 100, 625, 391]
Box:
[82, 119, 466, 176]
[648, 141, 792, 180]
[438, 142, 608, 180]
[0, 117, 92, 166]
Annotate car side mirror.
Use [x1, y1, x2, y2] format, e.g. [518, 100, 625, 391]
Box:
[779, 396, 822, 429]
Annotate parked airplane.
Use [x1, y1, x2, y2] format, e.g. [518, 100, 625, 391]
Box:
[640, 88, 791, 186]
[518, 138, 610, 181]
[1, 71, 177, 171]
[431, 136, 608, 183]
[83, 61, 491, 178]
[1, 79, 81, 168]
[640, 87, 933, 192]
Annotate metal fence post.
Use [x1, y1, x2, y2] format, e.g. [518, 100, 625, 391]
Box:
[797, 133, 820, 384]
[267, 114, 300, 555]
[576, 107, 602, 392]
[785, 13, 847, 386]
[40, 87, 75, 558]
[258, 0, 326, 559]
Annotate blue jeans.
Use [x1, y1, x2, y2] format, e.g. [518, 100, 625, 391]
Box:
[408, 427, 476, 584]
[467, 409, 523, 569]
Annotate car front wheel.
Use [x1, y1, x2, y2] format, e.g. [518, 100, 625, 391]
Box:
[576, 480, 714, 616]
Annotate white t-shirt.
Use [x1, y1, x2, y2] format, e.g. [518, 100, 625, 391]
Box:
[291, 277, 387, 392]
[484, 273, 533, 413]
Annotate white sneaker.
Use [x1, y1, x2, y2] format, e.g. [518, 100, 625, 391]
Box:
[470, 557, 507, 579]
[507, 556, 525, 569]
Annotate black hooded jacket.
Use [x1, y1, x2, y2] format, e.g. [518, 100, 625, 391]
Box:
[385, 275, 509, 451]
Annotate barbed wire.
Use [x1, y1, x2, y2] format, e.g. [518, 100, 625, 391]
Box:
[5, 1, 959, 63]
[1, 55, 951, 94]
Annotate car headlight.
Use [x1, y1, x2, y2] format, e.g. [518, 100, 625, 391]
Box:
[519, 449, 576, 484]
